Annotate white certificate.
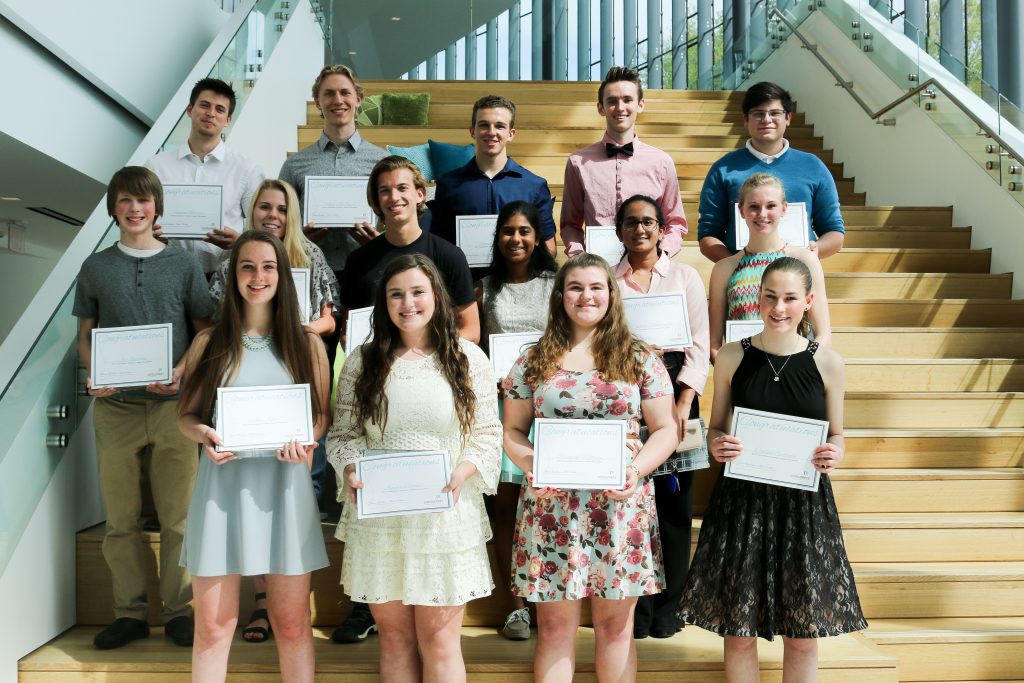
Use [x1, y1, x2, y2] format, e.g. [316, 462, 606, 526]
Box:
[292, 268, 311, 325]
[455, 214, 498, 267]
[489, 332, 542, 379]
[734, 201, 809, 248]
[584, 226, 624, 266]
[533, 418, 627, 490]
[160, 184, 222, 238]
[91, 323, 173, 389]
[304, 176, 374, 227]
[724, 407, 827, 492]
[356, 450, 455, 519]
[214, 384, 315, 452]
[725, 320, 765, 344]
[622, 292, 693, 349]
[345, 306, 374, 355]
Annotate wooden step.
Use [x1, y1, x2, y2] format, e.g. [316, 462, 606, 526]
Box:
[693, 466, 1024, 514]
[680, 246, 991, 275]
[844, 392, 1024, 429]
[822, 273, 1010, 299]
[863, 617, 1024, 682]
[833, 513, 1024, 562]
[853, 563, 1024, 618]
[18, 625, 898, 683]
[835, 226, 972, 249]
[844, 429, 1024, 468]
[827, 298, 1024, 327]
[827, 328, 1024, 358]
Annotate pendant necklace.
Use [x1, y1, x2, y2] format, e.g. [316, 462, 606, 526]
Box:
[759, 333, 792, 382]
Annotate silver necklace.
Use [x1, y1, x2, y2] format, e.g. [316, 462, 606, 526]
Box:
[242, 332, 273, 351]
[759, 333, 793, 382]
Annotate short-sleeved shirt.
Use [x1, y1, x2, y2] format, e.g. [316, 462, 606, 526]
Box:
[340, 231, 476, 311]
[73, 244, 215, 399]
[279, 130, 388, 272]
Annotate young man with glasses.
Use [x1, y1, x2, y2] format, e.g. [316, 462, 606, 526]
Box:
[697, 81, 845, 262]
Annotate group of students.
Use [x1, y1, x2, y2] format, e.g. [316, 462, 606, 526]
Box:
[74, 63, 865, 683]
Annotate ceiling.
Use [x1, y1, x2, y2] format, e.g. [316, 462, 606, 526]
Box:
[328, 0, 516, 78]
[0, 131, 105, 256]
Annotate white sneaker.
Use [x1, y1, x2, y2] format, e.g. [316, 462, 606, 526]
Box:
[501, 607, 531, 641]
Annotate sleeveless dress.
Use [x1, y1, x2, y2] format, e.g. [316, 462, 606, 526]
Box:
[479, 273, 555, 484]
[180, 339, 329, 576]
[328, 341, 502, 605]
[726, 247, 786, 320]
[503, 350, 673, 601]
[678, 338, 866, 640]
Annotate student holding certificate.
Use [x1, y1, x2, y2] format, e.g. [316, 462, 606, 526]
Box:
[177, 231, 330, 682]
[503, 254, 678, 682]
[612, 195, 710, 639]
[679, 257, 865, 679]
[708, 173, 831, 363]
[474, 200, 557, 641]
[328, 254, 501, 682]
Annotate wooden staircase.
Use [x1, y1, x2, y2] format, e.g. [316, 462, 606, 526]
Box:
[20, 80, 1024, 681]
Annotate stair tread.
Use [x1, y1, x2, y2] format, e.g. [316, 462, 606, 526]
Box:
[864, 617, 1024, 643]
[831, 468, 1024, 480]
[852, 562, 1024, 581]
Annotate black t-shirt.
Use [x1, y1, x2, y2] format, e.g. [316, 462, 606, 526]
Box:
[341, 231, 476, 310]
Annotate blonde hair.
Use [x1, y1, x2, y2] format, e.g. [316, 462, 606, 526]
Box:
[312, 64, 364, 100]
[524, 254, 648, 387]
[246, 179, 310, 269]
[367, 156, 428, 219]
[737, 172, 787, 206]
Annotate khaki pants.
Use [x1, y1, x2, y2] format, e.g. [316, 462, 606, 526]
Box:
[93, 396, 198, 622]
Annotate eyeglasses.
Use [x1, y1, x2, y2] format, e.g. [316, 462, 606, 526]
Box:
[621, 217, 661, 232]
[748, 109, 788, 121]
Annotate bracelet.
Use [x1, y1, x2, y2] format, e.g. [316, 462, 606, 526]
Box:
[628, 463, 642, 479]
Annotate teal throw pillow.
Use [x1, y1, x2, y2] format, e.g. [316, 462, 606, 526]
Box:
[387, 143, 435, 181]
[428, 139, 475, 179]
[380, 92, 430, 125]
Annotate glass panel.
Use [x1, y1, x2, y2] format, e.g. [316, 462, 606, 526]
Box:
[922, 87, 1001, 185]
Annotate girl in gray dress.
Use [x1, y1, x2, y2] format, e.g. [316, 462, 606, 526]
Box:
[178, 231, 330, 682]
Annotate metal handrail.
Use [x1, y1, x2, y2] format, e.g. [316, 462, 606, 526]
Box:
[770, 8, 1024, 165]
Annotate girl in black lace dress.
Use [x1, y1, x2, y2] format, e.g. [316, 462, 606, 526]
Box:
[679, 257, 865, 681]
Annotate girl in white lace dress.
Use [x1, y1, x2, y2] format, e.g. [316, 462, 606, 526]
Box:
[328, 254, 501, 682]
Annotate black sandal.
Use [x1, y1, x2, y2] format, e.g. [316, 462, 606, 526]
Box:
[242, 592, 272, 643]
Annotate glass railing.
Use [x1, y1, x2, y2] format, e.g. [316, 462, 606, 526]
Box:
[0, 0, 317, 580]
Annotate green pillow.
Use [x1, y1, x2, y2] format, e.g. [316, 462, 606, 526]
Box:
[381, 92, 430, 125]
[356, 94, 382, 126]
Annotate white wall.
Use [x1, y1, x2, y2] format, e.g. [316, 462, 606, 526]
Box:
[0, 0, 230, 125]
[742, 10, 1024, 297]
[228, 0, 325, 178]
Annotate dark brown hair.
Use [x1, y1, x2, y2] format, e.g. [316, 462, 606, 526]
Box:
[106, 166, 163, 219]
[742, 81, 794, 115]
[189, 77, 237, 116]
[471, 94, 517, 128]
[598, 66, 644, 104]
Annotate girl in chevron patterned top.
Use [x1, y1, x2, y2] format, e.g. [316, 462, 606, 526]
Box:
[707, 173, 831, 364]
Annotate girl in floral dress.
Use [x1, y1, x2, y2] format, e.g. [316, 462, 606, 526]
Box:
[502, 253, 678, 681]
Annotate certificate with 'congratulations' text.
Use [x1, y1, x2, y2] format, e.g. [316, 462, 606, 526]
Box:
[356, 450, 454, 518]
[584, 226, 624, 266]
[533, 418, 627, 490]
[214, 384, 314, 452]
[489, 332, 542, 379]
[725, 320, 765, 344]
[623, 292, 693, 349]
[455, 214, 498, 267]
[91, 323, 173, 389]
[160, 184, 223, 238]
[304, 176, 374, 227]
[724, 407, 827, 492]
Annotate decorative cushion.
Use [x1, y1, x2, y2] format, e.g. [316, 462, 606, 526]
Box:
[386, 143, 435, 181]
[356, 94, 382, 126]
[380, 92, 430, 125]
[428, 139, 474, 179]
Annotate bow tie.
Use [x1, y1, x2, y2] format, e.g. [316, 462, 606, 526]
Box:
[605, 142, 634, 158]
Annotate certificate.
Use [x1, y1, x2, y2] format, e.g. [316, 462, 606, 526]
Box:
[356, 450, 455, 519]
[91, 323, 173, 388]
[725, 320, 765, 344]
[304, 176, 374, 227]
[734, 201, 809, 248]
[584, 226, 624, 266]
[489, 332, 542, 379]
[622, 292, 693, 348]
[724, 407, 827, 492]
[160, 184, 222, 238]
[345, 306, 374, 355]
[292, 268, 311, 325]
[533, 418, 627, 490]
[214, 384, 315, 452]
[455, 214, 498, 267]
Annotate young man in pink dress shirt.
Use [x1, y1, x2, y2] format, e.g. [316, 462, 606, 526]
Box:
[560, 66, 688, 258]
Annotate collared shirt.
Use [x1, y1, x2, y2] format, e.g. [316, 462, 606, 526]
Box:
[146, 140, 265, 274]
[614, 252, 710, 395]
[560, 133, 688, 257]
[428, 157, 557, 245]
[279, 130, 388, 272]
[745, 138, 790, 164]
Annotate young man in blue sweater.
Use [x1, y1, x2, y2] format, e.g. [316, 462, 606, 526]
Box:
[697, 81, 845, 262]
